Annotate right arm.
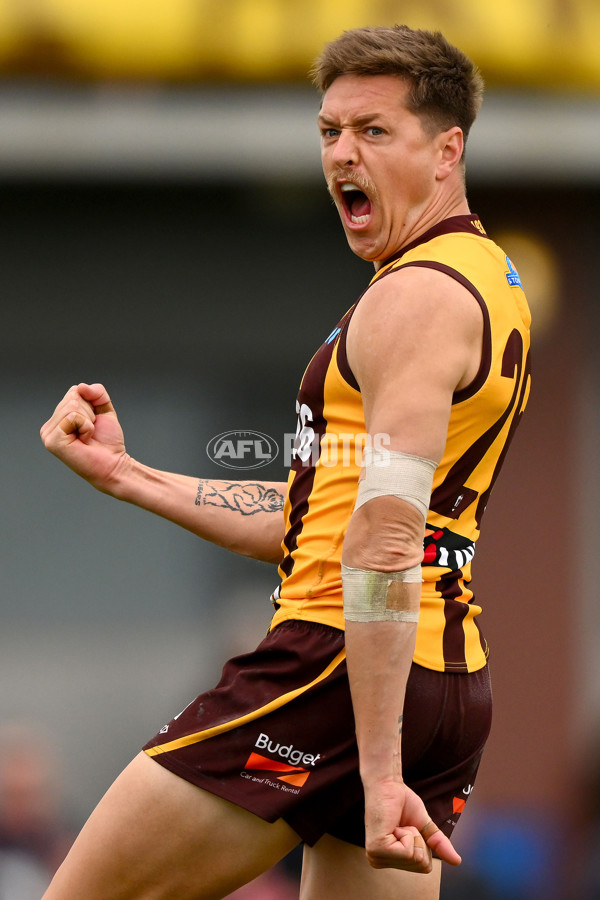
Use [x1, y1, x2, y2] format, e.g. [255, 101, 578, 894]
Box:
[40, 383, 287, 564]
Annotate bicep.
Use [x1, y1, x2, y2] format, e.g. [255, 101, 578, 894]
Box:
[363, 373, 452, 464]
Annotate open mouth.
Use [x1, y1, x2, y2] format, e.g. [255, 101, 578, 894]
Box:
[340, 183, 372, 225]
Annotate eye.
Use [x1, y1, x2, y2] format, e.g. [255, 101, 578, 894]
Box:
[366, 126, 384, 136]
[321, 127, 340, 139]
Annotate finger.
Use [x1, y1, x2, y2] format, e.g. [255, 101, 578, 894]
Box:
[57, 411, 94, 437]
[45, 385, 95, 428]
[411, 834, 428, 867]
[41, 385, 98, 446]
[369, 839, 432, 873]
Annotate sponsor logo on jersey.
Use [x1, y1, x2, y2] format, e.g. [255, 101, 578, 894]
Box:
[505, 256, 523, 288]
[206, 430, 279, 469]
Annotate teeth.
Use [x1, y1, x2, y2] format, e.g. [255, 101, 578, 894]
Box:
[351, 214, 370, 224]
[340, 183, 359, 192]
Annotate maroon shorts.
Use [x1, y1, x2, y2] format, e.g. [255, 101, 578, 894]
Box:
[143, 620, 492, 847]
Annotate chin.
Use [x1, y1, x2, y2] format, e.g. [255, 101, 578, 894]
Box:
[345, 236, 380, 263]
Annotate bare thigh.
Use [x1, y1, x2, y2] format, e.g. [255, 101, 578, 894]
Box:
[300, 833, 442, 900]
[43, 752, 301, 900]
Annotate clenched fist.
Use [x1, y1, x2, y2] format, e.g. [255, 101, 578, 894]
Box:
[40, 383, 130, 496]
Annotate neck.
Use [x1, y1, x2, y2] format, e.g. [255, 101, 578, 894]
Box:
[373, 183, 469, 272]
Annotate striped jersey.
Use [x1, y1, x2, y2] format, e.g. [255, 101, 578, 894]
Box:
[270, 215, 531, 673]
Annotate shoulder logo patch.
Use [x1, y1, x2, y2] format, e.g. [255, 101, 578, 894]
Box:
[505, 256, 522, 288]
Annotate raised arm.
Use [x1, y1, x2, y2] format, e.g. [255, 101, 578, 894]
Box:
[342, 265, 483, 871]
[40, 383, 286, 564]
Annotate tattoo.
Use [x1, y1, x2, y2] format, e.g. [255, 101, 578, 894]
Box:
[195, 480, 284, 516]
[398, 715, 403, 735]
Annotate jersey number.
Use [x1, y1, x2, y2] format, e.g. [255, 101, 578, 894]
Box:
[429, 328, 531, 527]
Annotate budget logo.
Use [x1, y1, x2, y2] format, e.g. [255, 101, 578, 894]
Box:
[242, 751, 311, 787]
[206, 430, 279, 470]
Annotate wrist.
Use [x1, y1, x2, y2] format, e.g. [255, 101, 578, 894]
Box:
[359, 749, 403, 788]
[361, 775, 406, 812]
[361, 767, 404, 785]
[101, 452, 138, 501]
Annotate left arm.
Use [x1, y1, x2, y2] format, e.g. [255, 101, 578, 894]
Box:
[343, 499, 450, 871]
[343, 264, 483, 871]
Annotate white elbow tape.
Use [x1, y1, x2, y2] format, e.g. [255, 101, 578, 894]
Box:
[355, 447, 437, 520]
[341, 564, 421, 623]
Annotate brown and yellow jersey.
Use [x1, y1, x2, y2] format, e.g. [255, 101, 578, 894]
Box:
[270, 215, 531, 673]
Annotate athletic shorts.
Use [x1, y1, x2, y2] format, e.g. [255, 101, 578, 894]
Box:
[143, 620, 492, 847]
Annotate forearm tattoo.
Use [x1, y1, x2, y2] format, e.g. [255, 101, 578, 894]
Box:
[195, 480, 285, 516]
[398, 714, 403, 735]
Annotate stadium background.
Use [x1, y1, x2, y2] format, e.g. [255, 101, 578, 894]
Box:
[0, 1, 598, 897]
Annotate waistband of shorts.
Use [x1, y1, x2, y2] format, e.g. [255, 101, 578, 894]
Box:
[270, 619, 344, 639]
[271, 620, 489, 681]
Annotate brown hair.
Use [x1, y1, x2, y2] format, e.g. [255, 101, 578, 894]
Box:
[312, 25, 484, 146]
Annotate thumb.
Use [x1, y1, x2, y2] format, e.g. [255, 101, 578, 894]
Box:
[76, 382, 116, 416]
[420, 821, 462, 867]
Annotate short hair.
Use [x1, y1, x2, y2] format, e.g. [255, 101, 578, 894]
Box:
[312, 25, 484, 146]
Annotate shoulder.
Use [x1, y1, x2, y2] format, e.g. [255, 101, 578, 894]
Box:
[356, 263, 481, 332]
[348, 264, 482, 359]
[346, 262, 485, 398]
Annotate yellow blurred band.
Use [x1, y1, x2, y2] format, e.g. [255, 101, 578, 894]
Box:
[0, 0, 597, 88]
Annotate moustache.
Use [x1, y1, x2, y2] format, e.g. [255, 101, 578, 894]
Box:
[326, 170, 378, 201]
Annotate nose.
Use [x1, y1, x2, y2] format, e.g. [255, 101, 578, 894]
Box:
[330, 128, 359, 167]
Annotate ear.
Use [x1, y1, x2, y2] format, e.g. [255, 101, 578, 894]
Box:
[436, 127, 464, 180]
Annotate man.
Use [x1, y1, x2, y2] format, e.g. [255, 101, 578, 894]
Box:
[40, 24, 531, 900]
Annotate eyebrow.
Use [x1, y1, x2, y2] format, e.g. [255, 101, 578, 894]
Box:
[317, 112, 384, 127]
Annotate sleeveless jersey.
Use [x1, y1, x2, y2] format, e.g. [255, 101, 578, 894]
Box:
[270, 215, 531, 673]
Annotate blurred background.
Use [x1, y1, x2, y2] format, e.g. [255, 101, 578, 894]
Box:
[0, 0, 599, 897]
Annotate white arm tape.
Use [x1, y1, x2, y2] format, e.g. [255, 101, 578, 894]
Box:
[355, 447, 437, 520]
[341, 564, 421, 623]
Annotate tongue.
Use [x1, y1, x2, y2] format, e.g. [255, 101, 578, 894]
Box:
[350, 192, 371, 218]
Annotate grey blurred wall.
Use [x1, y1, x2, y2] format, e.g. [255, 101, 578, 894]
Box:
[1, 181, 372, 817]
